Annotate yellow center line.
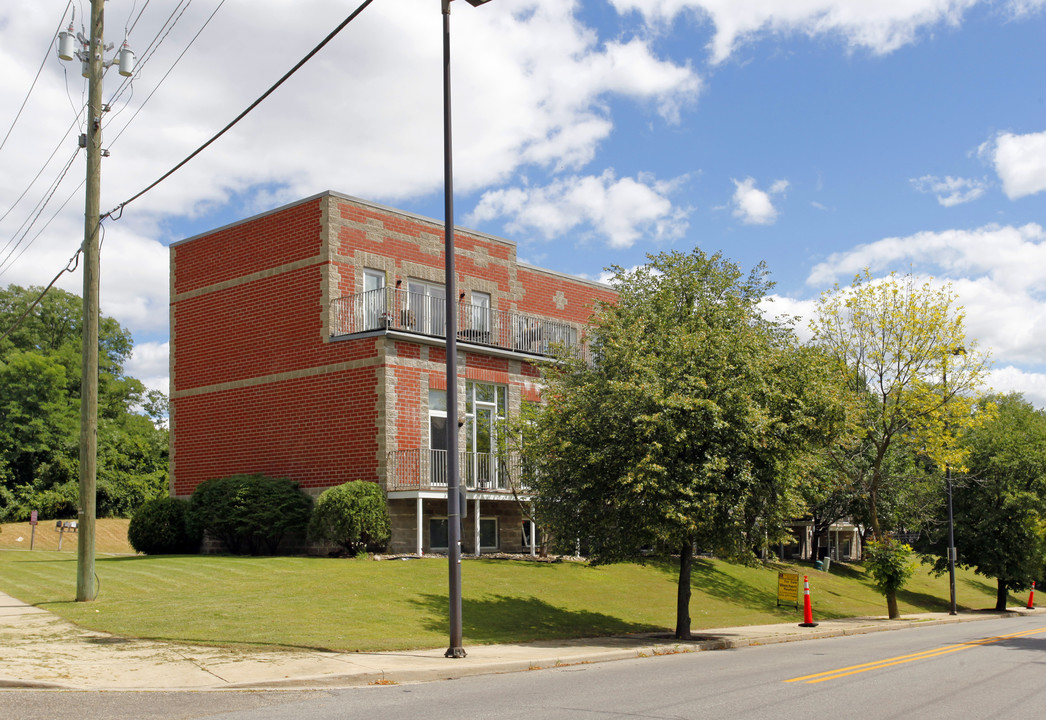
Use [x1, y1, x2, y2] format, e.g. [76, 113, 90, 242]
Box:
[786, 626, 1046, 684]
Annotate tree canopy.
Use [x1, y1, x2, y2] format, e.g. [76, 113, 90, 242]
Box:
[810, 270, 991, 617]
[520, 249, 841, 638]
[0, 284, 168, 520]
[924, 393, 1046, 610]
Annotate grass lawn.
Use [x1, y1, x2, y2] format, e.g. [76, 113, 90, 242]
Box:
[0, 530, 1020, 652]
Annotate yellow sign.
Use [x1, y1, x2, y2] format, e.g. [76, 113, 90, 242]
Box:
[777, 572, 799, 608]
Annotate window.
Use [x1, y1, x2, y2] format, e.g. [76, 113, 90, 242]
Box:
[429, 389, 447, 486]
[429, 518, 448, 550]
[465, 381, 507, 489]
[406, 280, 446, 335]
[522, 520, 542, 549]
[480, 518, 499, 549]
[471, 291, 491, 335]
[362, 269, 386, 329]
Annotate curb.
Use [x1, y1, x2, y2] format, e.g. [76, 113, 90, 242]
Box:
[1, 608, 1041, 690]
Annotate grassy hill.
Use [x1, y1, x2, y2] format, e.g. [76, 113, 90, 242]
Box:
[0, 518, 134, 554]
[0, 524, 1024, 653]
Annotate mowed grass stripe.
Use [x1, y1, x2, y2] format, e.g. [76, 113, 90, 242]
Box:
[0, 539, 1021, 652]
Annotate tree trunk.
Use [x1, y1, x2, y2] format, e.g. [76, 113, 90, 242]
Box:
[675, 538, 693, 639]
[886, 588, 899, 619]
[996, 579, 1008, 612]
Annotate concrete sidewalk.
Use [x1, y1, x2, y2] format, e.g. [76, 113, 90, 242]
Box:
[0, 590, 1042, 690]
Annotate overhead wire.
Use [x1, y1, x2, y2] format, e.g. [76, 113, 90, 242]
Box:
[0, 147, 82, 279]
[107, 0, 228, 141]
[106, 0, 192, 111]
[0, 176, 87, 284]
[106, 0, 377, 220]
[0, 1, 74, 161]
[1, 0, 378, 342]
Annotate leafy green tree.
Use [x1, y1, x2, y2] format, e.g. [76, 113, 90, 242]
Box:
[865, 539, 916, 599]
[0, 284, 167, 520]
[520, 249, 842, 639]
[923, 394, 1046, 610]
[811, 270, 991, 618]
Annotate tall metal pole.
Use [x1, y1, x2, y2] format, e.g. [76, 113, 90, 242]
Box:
[944, 356, 957, 616]
[442, 0, 465, 659]
[77, 0, 104, 602]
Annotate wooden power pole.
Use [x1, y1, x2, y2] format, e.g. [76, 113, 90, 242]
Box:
[77, 0, 104, 602]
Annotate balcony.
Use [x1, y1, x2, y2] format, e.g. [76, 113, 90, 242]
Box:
[386, 449, 529, 494]
[332, 288, 586, 360]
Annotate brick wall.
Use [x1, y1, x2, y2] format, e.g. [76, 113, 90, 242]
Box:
[170, 192, 616, 508]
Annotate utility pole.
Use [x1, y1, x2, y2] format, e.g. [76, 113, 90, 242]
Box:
[77, 0, 105, 602]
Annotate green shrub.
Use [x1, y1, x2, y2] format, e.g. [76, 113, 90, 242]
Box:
[128, 497, 200, 554]
[189, 474, 313, 555]
[308, 481, 390, 555]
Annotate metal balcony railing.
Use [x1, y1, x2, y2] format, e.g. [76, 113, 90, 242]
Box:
[332, 288, 586, 360]
[385, 449, 528, 493]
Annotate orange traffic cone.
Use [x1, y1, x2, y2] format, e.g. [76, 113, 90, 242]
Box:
[799, 575, 818, 627]
[1028, 581, 1036, 610]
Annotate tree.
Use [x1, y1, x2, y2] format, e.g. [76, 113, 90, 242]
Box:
[520, 249, 841, 639]
[811, 270, 991, 618]
[0, 284, 168, 520]
[924, 394, 1046, 610]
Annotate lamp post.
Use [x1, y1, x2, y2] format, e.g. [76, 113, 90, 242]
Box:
[441, 0, 494, 660]
[943, 346, 966, 616]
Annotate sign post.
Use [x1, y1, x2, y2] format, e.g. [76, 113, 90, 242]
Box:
[777, 572, 799, 610]
[29, 510, 38, 550]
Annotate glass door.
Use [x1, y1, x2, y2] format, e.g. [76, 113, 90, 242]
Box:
[363, 269, 386, 329]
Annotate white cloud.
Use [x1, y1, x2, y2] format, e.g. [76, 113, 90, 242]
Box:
[0, 0, 700, 347]
[468, 170, 690, 249]
[986, 131, 1046, 199]
[806, 223, 1046, 368]
[731, 177, 787, 225]
[989, 366, 1046, 409]
[125, 341, 171, 397]
[760, 294, 816, 342]
[608, 0, 987, 64]
[910, 175, 988, 207]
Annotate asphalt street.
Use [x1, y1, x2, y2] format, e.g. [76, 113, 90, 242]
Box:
[2, 614, 1043, 720]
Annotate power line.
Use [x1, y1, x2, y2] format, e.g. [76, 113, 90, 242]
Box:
[0, 244, 82, 347]
[105, 0, 377, 220]
[0, 1, 75, 161]
[106, 0, 228, 142]
[106, 0, 192, 111]
[2, 0, 378, 343]
[0, 148, 82, 279]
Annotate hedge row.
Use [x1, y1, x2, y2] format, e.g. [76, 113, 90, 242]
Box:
[128, 476, 390, 556]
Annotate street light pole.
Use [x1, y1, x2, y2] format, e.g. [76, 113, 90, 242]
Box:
[441, 0, 494, 660]
[943, 346, 965, 616]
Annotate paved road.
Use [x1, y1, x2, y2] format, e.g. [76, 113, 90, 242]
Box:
[2, 615, 1044, 719]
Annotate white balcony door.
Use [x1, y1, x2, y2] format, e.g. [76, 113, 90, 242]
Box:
[407, 280, 446, 336]
[363, 269, 386, 329]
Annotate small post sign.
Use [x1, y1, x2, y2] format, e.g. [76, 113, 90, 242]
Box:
[777, 572, 799, 609]
[29, 510, 38, 550]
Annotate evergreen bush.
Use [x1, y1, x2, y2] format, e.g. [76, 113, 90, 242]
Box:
[189, 474, 312, 555]
[128, 497, 199, 554]
[308, 481, 390, 555]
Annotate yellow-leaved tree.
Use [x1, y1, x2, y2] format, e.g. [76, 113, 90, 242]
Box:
[811, 270, 992, 618]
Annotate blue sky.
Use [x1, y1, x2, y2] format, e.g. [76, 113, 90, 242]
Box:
[2, 0, 1046, 403]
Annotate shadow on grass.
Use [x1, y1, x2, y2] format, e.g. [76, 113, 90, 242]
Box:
[410, 592, 660, 643]
[639, 557, 853, 621]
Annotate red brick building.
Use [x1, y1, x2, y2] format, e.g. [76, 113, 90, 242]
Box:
[169, 191, 616, 555]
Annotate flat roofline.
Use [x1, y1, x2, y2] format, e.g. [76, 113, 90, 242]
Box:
[170, 190, 614, 292]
